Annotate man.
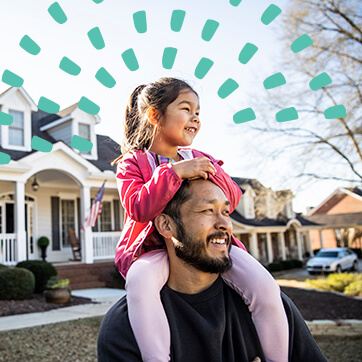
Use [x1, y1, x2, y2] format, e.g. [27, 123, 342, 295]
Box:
[98, 179, 327, 361]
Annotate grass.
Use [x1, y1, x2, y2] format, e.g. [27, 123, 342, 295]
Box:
[0, 317, 361, 361]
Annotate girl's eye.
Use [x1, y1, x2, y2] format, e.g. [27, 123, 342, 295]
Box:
[182, 107, 190, 111]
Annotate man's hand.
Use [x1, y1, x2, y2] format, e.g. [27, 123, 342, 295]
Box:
[172, 157, 216, 180]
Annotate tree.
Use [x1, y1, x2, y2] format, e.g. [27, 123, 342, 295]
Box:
[250, 0, 361, 184]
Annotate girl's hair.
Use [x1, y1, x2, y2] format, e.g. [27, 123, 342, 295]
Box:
[112, 77, 198, 164]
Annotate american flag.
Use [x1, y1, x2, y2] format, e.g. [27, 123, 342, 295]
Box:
[82, 181, 106, 230]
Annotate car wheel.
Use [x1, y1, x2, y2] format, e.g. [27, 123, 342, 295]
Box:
[336, 265, 342, 273]
[352, 261, 358, 272]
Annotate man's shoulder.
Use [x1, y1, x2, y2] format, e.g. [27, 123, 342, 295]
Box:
[97, 296, 141, 361]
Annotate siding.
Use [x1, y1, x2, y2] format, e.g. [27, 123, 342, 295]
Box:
[48, 121, 72, 146]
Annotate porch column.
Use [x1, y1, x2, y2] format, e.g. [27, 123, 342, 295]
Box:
[14, 181, 26, 262]
[319, 229, 324, 249]
[307, 232, 313, 256]
[81, 186, 93, 264]
[250, 232, 259, 260]
[279, 232, 286, 260]
[296, 230, 303, 260]
[266, 232, 273, 263]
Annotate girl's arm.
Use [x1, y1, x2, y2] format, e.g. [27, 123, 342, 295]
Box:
[116, 153, 183, 223]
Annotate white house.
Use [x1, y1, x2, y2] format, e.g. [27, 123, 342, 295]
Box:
[0, 87, 123, 265]
[0, 86, 319, 268]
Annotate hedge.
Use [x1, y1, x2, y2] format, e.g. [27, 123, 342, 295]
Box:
[0, 267, 35, 300]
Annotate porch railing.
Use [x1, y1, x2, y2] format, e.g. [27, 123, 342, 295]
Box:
[92, 231, 122, 260]
[0, 233, 17, 266]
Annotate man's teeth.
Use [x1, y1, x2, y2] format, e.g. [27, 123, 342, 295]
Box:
[210, 239, 225, 244]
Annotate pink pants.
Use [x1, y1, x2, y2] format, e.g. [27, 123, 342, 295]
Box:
[126, 246, 289, 362]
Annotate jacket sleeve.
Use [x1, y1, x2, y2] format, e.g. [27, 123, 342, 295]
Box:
[196, 150, 242, 213]
[116, 153, 183, 223]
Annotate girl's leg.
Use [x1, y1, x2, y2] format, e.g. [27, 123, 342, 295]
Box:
[222, 246, 289, 362]
[126, 249, 170, 362]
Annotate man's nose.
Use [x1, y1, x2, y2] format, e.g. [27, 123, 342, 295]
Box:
[214, 213, 232, 232]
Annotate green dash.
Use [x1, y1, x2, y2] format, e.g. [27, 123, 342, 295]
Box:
[133, 11, 147, 33]
[309, 72, 332, 90]
[291, 34, 313, 53]
[88, 27, 105, 50]
[276, 107, 298, 122]
[59, 57, 81, 76]
[194, 58, 214, 79]
[171, 10, 186, 32]
[19, 35, 41, 55]
[95, 67, 116, 88]
[79, 96, 100, 115]
[162, 47, 177, 69]
[38, 97, 60, 113]
[48, 2, 67, 24]
[0, 112, 13, 126]
[230, 0, 242, 6]
[261, 4, 282, 25]
[122, 48, 139, 71]
[217, 78, 239, 99]
[71, 135, 93, 152]
[31, 136, 53, 152]
[264, 72, 286, 89]
[201, 20, 219, 41]
[0, 152, 11, 165]
[324, 105, 347, 119]
[238, 43, 258, 64]
[2, 70, 24, 87]
[233, 108, 256, 124]
[92, 0, 104, 3]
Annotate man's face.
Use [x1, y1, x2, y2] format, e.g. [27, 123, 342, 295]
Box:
[172, 180, 233, 274]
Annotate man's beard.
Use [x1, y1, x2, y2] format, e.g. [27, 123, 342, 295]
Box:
[173, 219, 232, 274]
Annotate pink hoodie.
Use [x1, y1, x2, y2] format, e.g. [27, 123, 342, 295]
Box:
[115, 148, 245, 279]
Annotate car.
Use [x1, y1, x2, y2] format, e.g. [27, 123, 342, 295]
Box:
[306, 247, 359, 275]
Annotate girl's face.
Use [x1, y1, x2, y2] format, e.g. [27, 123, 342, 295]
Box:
[157, 91, 200, 148]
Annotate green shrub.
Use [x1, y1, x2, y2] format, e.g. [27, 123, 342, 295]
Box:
[290, 259, 304, 268]
[37, 236, 50, 247]
[280, 260, 294, 270]
[16, 260, 57, 293]
[351, 248, 362, 259]
[345, 280, 362, 297]
[0, 267, 35, 300]
[307, 273, 362, 293]
[267, 262, 283, 272]
[0, 264, 9, 270]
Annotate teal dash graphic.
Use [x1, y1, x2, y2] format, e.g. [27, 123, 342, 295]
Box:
[2, 70, 24, 87]
[59, 57, 81, 76]
[202, 20, 219, 41]
[31, 136, 53, 152]
[276, 107, 299, 122]
[239, 43, 258, 64]
[48, 2, 67, 24]
[233, 108, 256, 124]
[309, 72, 332, 90]
[38, 97, 60, 114]
[88, 27, 105, 50]
[291, 34, 313, 53]
[171, 10, 186, 32]
[194, 58, 214, 79]
[218, 78, 239, 99]
[324, 105, 347, 119]
[95, 67, 116, 88]
[261, 4, 282, 25]
[71, 135, 93, 152]
[122, 49, 139, 71]
[133, 11, 147, 33]
[0, 112, 13, 126]
[264, 72, 286, 89]
[0, 152, 11, 165]
[162, 47, 177, 69]
[79, 97, 100, 115]
[19, 35, 41, 55]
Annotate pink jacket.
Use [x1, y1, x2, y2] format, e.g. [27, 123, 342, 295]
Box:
[115, 148, 245, 279]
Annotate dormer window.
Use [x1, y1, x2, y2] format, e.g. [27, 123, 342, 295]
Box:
[78, 123, 91, 155]
[8, 110, 24, 146]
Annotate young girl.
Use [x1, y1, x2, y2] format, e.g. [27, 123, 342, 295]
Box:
[114, 77, 289, 362]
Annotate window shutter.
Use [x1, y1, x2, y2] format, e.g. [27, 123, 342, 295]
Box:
[113, 200, 121, 230]
[51, 197, 60, 250]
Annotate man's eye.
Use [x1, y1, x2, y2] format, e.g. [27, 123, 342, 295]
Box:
[203, 209, 213, 213]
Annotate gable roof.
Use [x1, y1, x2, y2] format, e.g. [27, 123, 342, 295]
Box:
[230, 209, 286, 227]
[304, 213, 362, 227]
[309, 187, 362, 215]
[231, 177, 266, 192]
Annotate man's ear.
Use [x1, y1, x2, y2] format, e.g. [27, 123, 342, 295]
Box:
[154, 213, 175, 240]
[146, 107, 160, 126]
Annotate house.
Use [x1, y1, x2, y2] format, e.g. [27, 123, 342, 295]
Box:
[0, 87, 122, 265]
[0, 86, 319, 268]
[304, 187, 362, 251]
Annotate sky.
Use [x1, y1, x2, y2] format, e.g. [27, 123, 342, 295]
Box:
[0, 0, 355, 213]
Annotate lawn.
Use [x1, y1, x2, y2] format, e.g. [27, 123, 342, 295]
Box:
[0, 316, 361, 362]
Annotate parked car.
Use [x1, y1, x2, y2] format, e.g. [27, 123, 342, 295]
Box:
[306, 247, 359, 275]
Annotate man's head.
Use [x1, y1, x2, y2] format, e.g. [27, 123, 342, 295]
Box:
[154, 179, 233, 274]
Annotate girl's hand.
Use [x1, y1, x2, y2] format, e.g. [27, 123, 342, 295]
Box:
[172, 157, 216, 180]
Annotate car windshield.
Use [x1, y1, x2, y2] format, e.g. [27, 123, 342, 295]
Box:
[316, 251, 339, 258]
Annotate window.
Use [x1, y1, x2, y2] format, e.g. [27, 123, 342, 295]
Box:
[79, 123, 91, 141]
[99, 201, 112, 231]
[8, 110, 24, 146]
[61, 200, 75, 247]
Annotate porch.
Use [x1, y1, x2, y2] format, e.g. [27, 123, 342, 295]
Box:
[0, 231, 121, 266]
